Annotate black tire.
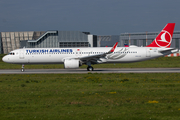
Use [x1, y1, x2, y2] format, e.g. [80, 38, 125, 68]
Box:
[87, 66, 94, 71]
[21, 68, 25, 72]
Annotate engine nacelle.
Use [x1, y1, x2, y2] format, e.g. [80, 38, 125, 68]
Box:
[64, 59, 80, 69]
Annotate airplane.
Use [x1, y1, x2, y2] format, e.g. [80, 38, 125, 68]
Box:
[2, 23, 177, 72]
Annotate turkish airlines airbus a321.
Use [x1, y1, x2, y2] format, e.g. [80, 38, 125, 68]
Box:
[2, 23, 177, 72]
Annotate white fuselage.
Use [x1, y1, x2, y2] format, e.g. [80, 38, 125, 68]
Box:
[2, 47, 165, 64]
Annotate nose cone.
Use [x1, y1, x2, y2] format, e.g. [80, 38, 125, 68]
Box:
[2, 56, 8, 63]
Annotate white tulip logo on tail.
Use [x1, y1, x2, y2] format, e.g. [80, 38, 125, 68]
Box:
[146, 23, 175, 48]
[155, 30, 172, 47]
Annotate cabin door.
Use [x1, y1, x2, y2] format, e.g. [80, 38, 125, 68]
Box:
[146, 49, 151, 57]
[19, 49, 25, 59]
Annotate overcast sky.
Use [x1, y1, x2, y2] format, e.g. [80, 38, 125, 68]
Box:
[0, 0, 180, 35]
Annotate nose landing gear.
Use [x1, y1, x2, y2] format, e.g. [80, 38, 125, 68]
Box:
[21, 64, 25, 72]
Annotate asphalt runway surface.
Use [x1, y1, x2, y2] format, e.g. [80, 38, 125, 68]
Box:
[0, 68, 180, 74]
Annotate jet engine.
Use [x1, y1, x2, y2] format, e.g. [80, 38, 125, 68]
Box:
[64, 59, 81, 69]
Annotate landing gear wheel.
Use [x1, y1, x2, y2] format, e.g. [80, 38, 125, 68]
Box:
[87, 66, 94, 71]
[21, 68, 25, 72]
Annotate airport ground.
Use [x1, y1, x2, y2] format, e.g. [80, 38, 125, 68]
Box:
[0, 73, 180, 119]
[0, 54, 180, 119]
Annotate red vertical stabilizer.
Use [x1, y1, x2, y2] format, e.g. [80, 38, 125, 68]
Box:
[146, 23, 175, 48]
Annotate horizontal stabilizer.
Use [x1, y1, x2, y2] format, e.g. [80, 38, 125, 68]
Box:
[158, 48, 178, 53]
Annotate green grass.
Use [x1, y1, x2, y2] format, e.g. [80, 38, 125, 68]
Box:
[1, 54, 180, 69]
[0, 73, 180, 119]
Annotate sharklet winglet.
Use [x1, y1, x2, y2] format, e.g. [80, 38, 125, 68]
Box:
[109, 42, 118, 53]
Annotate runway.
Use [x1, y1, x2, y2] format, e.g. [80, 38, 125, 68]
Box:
[0, 68, 180, 74]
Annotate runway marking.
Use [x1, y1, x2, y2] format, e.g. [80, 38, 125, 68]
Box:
[0, 68, 180, 74]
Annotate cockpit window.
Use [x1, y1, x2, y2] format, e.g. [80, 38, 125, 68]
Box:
[8, 52, 15, 55]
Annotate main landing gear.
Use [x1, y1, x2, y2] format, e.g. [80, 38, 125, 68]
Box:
[87, 66, 94, 71]
[21, 64, 25, 72]
[86, 62, 94, 71]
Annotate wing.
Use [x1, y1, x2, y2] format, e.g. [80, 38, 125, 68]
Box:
[80, 42, 118, 64]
